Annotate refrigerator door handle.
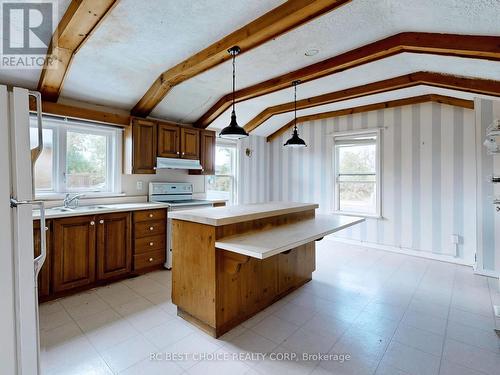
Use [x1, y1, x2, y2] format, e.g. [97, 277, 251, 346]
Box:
[28, 91, 43, 198]
[10, 198, 46, 278]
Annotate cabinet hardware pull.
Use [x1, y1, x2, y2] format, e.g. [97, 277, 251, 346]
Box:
[149, 226, 154, 231]
[148, 257, 154, 262]
[176, 151, 180, 155]
[99, 220, 104, 224]
[149, 213, 153, 218]
[44, 227, 48, 231]
[149, 242, 154, 246]
[182, 152, 185, 156]
[90, 221, 95, 226]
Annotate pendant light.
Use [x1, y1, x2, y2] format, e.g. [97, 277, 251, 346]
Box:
[284, 80, 307, 147]
[219, 46, 249, 140]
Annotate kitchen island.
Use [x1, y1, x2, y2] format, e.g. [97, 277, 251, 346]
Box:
[170, 202, 364, 337]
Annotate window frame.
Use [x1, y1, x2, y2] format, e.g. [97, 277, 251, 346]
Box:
[206, 140, 237, 205]
[332, 129, 382, 218]
[31, 116, 123, 198]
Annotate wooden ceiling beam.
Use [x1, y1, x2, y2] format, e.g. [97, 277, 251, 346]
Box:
[244, 72, 500, 133]
[266, 94, 474, 142]
[28, 99, 130, 127]
[196, 33, 500, 128]
[38, 0, 119, 102]
[131, 0, 352, 117]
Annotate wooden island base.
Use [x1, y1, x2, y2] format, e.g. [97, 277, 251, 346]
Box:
[170, 203, 364, 338]
[176, 242, 315, 338]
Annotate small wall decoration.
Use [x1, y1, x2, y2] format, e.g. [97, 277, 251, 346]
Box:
[245, 148, 253, 157]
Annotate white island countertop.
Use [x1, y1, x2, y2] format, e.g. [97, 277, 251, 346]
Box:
[168, 202, 319, 226]
[216, 214, 365, 259]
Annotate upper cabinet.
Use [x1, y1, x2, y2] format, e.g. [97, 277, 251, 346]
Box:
[124, 118, 157, 174]
[180, 128, 200, 160]
[125, 117, 214, 175]
[190, 130, 215, 175]
[158, 122, 180, 158]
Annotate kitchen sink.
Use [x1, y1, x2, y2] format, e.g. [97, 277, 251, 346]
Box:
[49, 205, 109, 212]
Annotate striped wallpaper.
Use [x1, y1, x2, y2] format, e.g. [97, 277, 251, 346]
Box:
[475, 99, 500, 275]
[236, 135, 271, 204]
[268, 102, 477, 264]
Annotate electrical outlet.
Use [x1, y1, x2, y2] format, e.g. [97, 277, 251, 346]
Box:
[136, 181, 143, 191]
[494, 305, 500, 318]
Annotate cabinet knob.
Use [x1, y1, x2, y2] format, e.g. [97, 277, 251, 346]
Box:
[149, 242, 154, 246]
[182, 152, 185, 156]
[44, 227, 48, 231]
[99, 220, 104, 224]
[149, 213, 153, 218]
[148, 257, 154, 262]
[90, 221, 95, 226]
[176, 151, 180, 155]
[149, 226, 154, 231]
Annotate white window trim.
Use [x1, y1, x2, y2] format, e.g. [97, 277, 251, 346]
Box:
[331, 128, 382, 218]
[206, 140, 238, 205]
[32, 116, 123, 199]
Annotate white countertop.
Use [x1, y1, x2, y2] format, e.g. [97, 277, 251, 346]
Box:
[32, 202, 170, 219]
[215, 214, 365, 259]
[169, 202, 319, 226]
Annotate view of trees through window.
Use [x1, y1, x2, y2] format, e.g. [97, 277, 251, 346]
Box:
[66, 131, 107, 191]
[207, 145, 236, 203]
[336, 142, 377, 214]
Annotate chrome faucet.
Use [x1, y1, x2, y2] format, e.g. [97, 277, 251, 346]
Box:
[63, 193, 84, 209]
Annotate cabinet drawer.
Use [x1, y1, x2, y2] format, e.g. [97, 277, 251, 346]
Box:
[133, 209, 166, 223]
[134, 220, 166, 238]
[134, 235, 165, 254]
[134, 250, 165, 271]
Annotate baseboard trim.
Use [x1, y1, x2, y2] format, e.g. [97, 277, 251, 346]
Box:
[327, 237, 473, 267]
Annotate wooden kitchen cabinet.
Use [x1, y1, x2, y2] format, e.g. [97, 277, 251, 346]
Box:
[96, 212, 132, 280]
[124, 118, 157, 174]
[132, 209, 167, 272]
[158, 122, 180, 158]
[190, 130, 215, 175]
[33, 219, 51, 299]
[180, 127, 200, 159]
[52, 215, 96, 293]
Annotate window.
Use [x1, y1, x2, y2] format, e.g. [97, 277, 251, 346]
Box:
[333, 130, 381, 216]
[206, 143, 237, 204]
[30, 116, 122, 196]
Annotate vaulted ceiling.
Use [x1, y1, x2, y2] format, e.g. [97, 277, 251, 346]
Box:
[1, 0, 499, 138]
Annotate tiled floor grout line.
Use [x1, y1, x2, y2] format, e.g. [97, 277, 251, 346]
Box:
[371, 259, 432, 375]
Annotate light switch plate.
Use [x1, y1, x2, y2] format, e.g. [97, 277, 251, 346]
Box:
[136, 181, 143, 190]
[494, 305, 500, 318]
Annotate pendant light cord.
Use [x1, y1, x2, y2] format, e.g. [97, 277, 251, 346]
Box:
[232, 52, 236, 113]
[294, 82, 297, 131]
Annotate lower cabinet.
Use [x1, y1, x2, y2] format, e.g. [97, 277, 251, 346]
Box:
[52, 215, 96, 293]
[96, 212, 132, 280]
[38, 208, 167, 300]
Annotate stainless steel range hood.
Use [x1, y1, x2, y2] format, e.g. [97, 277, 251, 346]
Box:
[156, 157, 203, 170]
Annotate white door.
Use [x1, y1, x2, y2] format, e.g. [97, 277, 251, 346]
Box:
[0, 86, 45, 374]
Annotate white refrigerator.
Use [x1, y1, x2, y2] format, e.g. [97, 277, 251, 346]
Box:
[0, 85, 46, 375]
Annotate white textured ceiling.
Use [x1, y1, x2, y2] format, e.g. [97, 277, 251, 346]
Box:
[0, 0, 498, 138]
[59, 0, 285, 109]
[0, 0, 72, 88]
[245, 85, 496, 137]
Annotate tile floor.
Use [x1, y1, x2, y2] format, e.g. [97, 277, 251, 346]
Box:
[39, 239, 500, 375]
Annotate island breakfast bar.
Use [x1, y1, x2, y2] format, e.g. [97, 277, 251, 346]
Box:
[170, 202, 364, 337]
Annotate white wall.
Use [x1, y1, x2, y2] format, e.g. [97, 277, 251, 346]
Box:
[121, 169, 205, 196]
[475, 98, 500, 276]
[268, 102, 477, 264]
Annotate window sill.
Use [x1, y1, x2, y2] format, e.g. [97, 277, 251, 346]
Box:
[35, 192, 126, 201]
[332, 211, 382, 219]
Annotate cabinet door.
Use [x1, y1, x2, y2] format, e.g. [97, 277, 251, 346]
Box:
[33, 220, 51, 298]
[158, 123, 180, 158]
[96, 212, 131, 280]
[180, 128, 200, 159]
[190, 130, 215, 175]
[132, 118, 157, 174]
[52, 216, 96, 293]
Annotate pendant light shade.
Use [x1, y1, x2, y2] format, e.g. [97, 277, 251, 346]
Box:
[219, 46, 249, 140]
[284, 80, 306, 147]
